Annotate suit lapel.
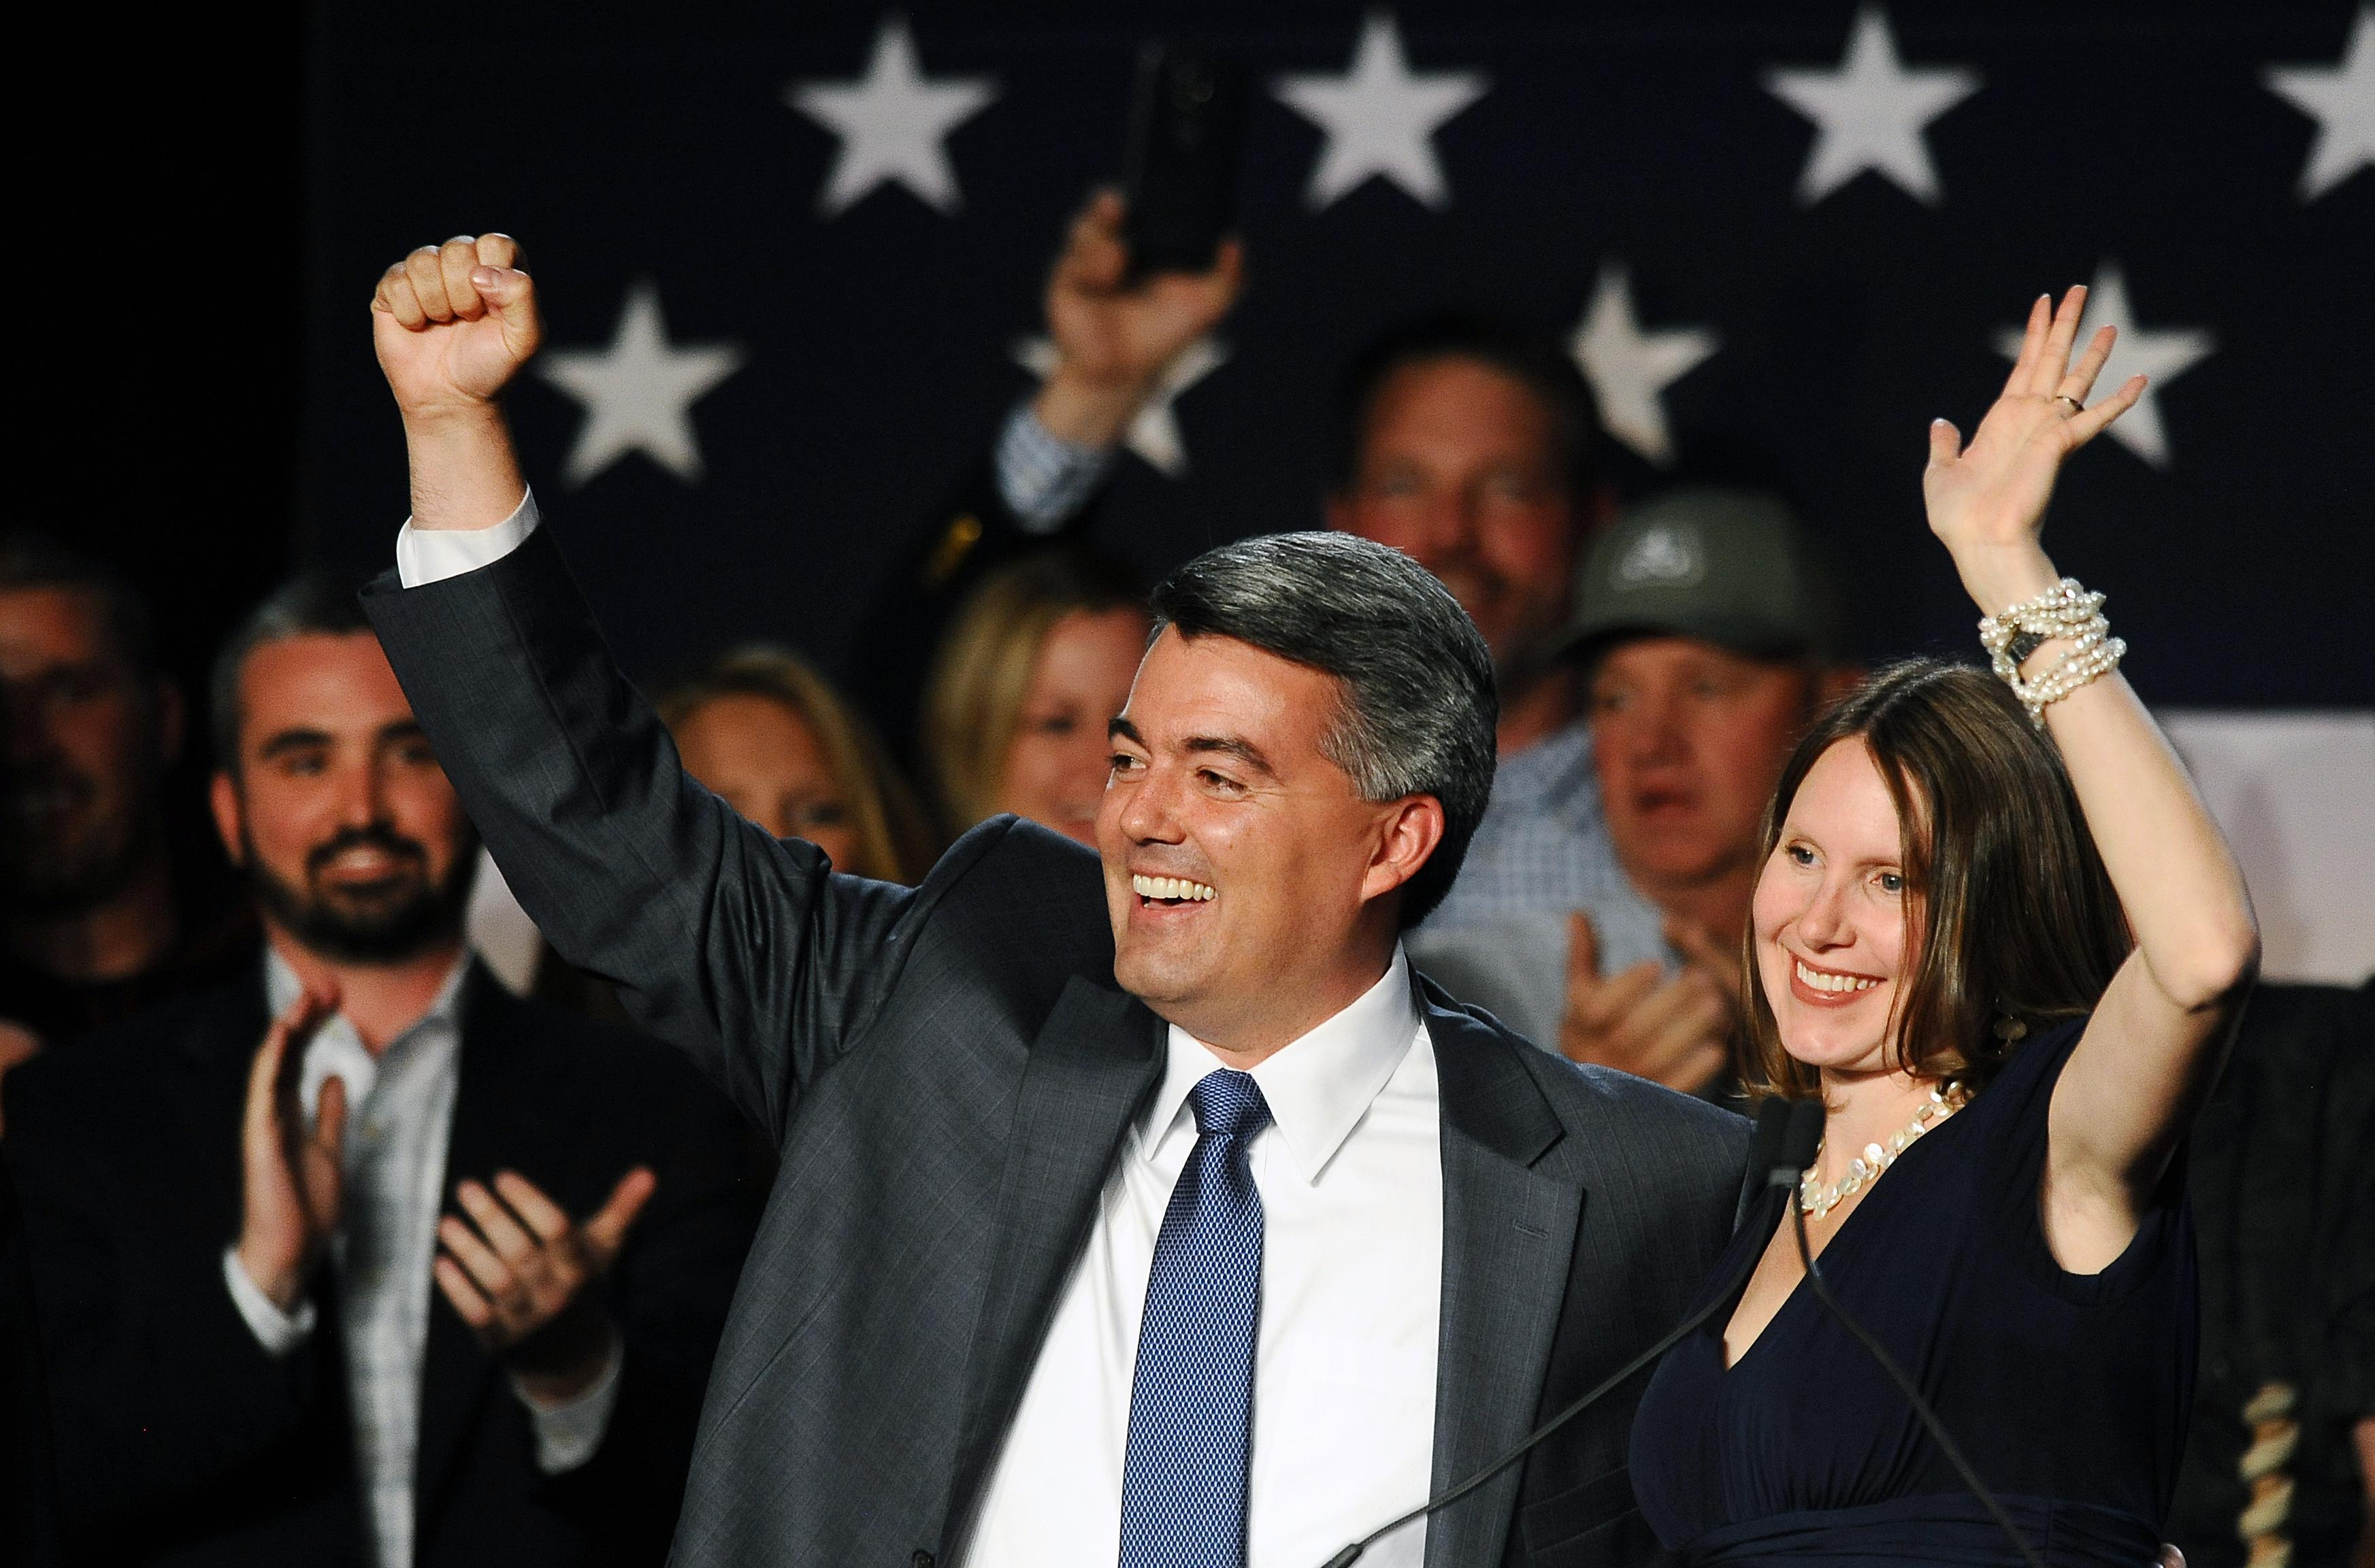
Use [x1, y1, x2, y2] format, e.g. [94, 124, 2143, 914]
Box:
[414, 972, 567, 1531]
[1423, 996, 1582, 1568]
[169, 969, 273, 1239]
[940, 977, 1165, 1544]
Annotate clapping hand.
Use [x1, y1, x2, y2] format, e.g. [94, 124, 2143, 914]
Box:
[235, 987, 347, 1313]
[1923, 284, 2146, 615]
[1034, 190, 1243, 448]
[434, 1166, 655, 1405]
[1558, 912, 1737, 1094]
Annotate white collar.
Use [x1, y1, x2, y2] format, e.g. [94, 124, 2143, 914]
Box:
[263, 943, 472, 1034]
[1141, 945, 1424, 1187]
[263, 944, 473, 1111]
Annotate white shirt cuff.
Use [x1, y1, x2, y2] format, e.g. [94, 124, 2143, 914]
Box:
[222, 1246, 316, 1356]
[511, 1328, 624, 1475]
[395, 490, 540, 587]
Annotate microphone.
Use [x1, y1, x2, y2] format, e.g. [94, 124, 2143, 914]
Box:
[1316, 1098, 1818, 1568]
[1323, 1094, 2050, 1568]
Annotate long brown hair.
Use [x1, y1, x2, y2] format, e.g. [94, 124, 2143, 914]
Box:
[1741, 659, 2131, 1098]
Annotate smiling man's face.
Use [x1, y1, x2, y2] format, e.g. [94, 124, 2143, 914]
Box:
[0, 586, 176, 916]
[212, 632, 474, 964]
[1326, 357, 1578, 671]
[1098, 627, 1431, 1060]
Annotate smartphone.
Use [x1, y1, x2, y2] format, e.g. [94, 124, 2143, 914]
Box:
[1121, 44, 1246, 278]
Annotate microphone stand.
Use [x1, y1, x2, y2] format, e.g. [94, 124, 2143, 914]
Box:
[1317, 1099, 1818, 1568]
[1784, 1188, 2046, 1568]
[1319, 1098, 2052, 1568]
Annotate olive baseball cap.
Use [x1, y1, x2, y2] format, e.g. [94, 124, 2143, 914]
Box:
[1553, 487, 1842, 665]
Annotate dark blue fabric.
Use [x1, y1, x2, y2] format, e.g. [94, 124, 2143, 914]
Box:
[1119, 1070, 1273, 1568]
[1685, 1494, 2162, 1565]
[1628, 1017, 2196, 1565]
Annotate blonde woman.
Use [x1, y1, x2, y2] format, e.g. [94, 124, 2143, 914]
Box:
[531, 644, 932, 1022]
[921, 552, 1148, 845]
[657, 644, 934, 883]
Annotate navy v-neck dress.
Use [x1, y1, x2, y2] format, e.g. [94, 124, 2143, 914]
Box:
[1628, 1019, 2195, 1565]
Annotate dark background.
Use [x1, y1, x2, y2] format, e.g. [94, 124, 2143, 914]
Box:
[55, 1, 2375, 732]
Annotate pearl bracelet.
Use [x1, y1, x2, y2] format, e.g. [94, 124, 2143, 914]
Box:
[1977, 577, 2127, 727]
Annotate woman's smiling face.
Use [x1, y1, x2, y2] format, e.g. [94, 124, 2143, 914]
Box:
[1752, 738, 1920, 1077]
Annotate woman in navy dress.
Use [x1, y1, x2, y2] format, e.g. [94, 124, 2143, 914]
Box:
[1628, 287, 2260, 1565]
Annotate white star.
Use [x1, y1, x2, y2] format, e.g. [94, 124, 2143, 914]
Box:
[1991, 263, 2214, 469]
[1570, 263, 1720, 468]
[2264, 9, 2374, 200]
[1765, 7, 1980, 205]
[786, 17, 998, 216]
[1273, 11, 1489, 210]
[538, 284, 745, 486]
[1012, 337, 1230, 479]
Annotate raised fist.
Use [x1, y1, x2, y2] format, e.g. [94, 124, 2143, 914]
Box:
[370, 234, 542, 422]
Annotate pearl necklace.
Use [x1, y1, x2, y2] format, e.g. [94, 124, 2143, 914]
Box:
[1798, 1080, 1972, 1222]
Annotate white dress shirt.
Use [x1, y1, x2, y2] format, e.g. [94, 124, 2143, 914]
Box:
[395, 502, 1447, 1565]
[224, 948, 621, 1568]
[962, 948, 1443, 1568]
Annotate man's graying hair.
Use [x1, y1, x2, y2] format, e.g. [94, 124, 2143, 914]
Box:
[1150, 532, 1497, 929]
[210, 571, 378, 770]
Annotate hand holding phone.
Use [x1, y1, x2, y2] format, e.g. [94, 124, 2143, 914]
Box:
[1122, 45, 1246, 278]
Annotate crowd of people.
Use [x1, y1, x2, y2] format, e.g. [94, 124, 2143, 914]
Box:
[0, 191, 2368, 1568]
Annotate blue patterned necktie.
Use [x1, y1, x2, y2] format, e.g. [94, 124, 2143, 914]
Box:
[1117, 1068, 1275, 1568]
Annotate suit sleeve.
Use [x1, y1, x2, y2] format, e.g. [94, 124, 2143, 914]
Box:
[363, 524, 916, 1143]
[840, 447, 1103, 774]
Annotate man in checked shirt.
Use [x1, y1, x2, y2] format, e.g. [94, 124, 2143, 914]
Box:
[3, 574, 753, 1568]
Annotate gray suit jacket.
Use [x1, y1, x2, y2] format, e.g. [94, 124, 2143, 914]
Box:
[363, 526, 1748, 1568]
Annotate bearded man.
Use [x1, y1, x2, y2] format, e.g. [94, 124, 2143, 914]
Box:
[1, 575, 753, 1568]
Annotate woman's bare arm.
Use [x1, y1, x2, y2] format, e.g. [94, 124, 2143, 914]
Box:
[1922, 287, 2259, 1273]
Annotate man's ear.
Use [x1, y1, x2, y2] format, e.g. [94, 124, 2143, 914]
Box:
[1361, 795, 1447, 907]
[209, 770, 247, 867]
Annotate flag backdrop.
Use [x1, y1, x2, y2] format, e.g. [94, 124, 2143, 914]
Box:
[300, 0, 2374, 974]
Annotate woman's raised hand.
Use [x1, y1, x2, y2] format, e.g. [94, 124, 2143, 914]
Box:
[1922, 285, 2146, 613]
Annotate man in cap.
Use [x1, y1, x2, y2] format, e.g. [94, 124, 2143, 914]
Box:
[1414, 489, 1856, 1096]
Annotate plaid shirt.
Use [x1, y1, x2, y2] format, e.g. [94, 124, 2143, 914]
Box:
[225, 950, 617, 1568]
[1411, 720, 1671, 1048]
[994, 402, 1113, 532]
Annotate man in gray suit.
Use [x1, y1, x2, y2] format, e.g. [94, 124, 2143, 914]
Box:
[357, 234, 1748, 1568]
